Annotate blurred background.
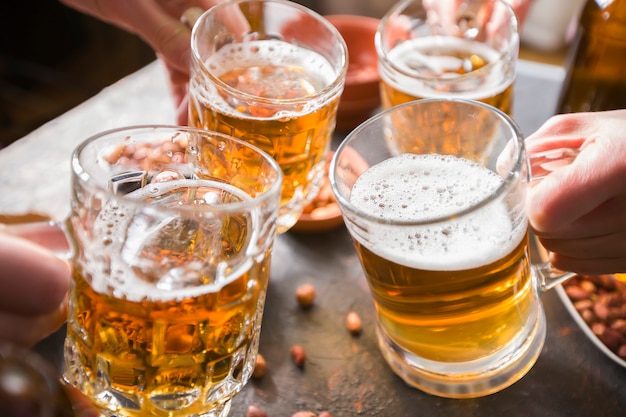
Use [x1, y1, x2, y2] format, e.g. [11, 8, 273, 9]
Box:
[0, 0, 583, 148]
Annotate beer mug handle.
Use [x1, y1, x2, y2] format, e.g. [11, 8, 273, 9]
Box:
[533, 262, 576, 292]
[526, 147, 581, 182]
[525, 147, 581, 292]
[0, 219, 72, 260]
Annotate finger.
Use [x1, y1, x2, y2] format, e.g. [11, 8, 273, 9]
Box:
[0, 299, 67, 347]
[0, 221, 69, 254]
[524, 113, 590, 153]
[63, 385, 100, 417]
[133, 6, 193, 74]
[485, 1, 514, 41]
[538, 231, 626, 260]
[549, 252, 626, 276]
[506, 0, 532, 27]
[0, 234, 70, 315]
[176, 95, 190, 125]
[159, 56, 188, 102]
[533, 193, 626, 239]
[527, 133, 626, 234]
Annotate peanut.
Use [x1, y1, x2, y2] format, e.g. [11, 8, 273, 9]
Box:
[299, 152, 340, 222]
[345, 311, 362, 335]
[295, 283, 316, 309]
[290, 345, 306, 368]
[291, 412, 316, 417]
[252, 353, 266, 379]
[562, 274, 626, 360]
[102, 138, 187, 172]
[247, 405, 268, 417]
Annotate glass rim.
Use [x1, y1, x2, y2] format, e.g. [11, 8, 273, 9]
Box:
[190, 0, 348, 105]
[329, 98, 525, 226]
[72, 124, 284, 214]
[375, 0, 519, 84]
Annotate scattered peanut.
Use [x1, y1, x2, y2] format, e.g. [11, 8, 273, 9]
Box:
[318, 412, 333, 417]
[247, 405, 268, 417]
[563, 274, 626, 359]
[252, 353, 266, 379]
[295, 283, 316, 309]
[291, 412, 316, 417]
[345, 311, 362, 335]
[290, 344, 306, 368]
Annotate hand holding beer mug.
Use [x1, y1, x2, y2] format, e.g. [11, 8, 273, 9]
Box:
[330, 99, 576, 398]
[376, 0, 518, 114]
[61, 126, 282, 416]
[189, 0, 348, 233]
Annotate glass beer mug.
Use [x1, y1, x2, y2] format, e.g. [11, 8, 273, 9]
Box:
[376, 0, 519, 115]
[188, 0, 348, 233]
[21, 126, 283, 417]
[330, 99, 576, 399]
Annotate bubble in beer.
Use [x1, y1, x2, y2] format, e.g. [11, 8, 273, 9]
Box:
[383, 36, 509, 99]
[203, 40, 336, 118]
[85, 179, 256, 302]
[350, 154, 525, 271]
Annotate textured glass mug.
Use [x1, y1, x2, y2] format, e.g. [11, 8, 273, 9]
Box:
[57, 125, 282, 417]
[330, 99, 576, 398]
[189, 0, 348, 233]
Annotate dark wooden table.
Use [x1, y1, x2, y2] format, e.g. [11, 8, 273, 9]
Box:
[2, 60, 625, 416]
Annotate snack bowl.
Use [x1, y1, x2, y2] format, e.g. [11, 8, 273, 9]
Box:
[325, 14, 381, 131]
[556, 274, 626, 369]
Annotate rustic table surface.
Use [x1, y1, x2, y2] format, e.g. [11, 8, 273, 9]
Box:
[2, 60, 625, 417]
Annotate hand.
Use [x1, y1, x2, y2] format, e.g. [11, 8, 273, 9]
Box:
[525, 110, 626, 274]
[422, 0, 531, 34]
[58, 0, 223, 125]
[0, 227, 70, 346]
[64, 385, 101, 417]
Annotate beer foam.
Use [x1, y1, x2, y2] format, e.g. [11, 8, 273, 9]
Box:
[381, 36, 511, 99]
[84, 179, 258, 302]
[200, 40, 337, 118]
[350, 154, 526, 271]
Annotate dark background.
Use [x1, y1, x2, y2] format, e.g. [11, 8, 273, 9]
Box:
[0, 1, 325, 148]
[0, 3, 155, 148]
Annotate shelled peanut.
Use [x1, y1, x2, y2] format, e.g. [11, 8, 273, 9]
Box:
[562, 274, 626, 358]
[102, 138, 188, 170]
[300, 153, 339, 220]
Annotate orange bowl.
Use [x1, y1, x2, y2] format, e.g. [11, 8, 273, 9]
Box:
[326, 15, 381, 131]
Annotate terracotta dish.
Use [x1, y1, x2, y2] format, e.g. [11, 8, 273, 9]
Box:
[325, 15, 381, 131]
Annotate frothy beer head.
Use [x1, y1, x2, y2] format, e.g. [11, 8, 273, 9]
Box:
[204, 40, 338, 118]
[349, 154, 526, 271]
[381, 37, 511, 100]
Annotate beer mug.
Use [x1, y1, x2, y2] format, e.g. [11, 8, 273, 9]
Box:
[189, 0, 348, 233]
[59, 126, 283, 416]
[329, 99, 576, 399]
[376, 0, 519, 114]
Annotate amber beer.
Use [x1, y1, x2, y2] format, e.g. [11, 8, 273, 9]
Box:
[64, 180, 270, 417]
[349, 154, 537, 363]
[379, 36, 515, 114]
[190, 40, 341, 231]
